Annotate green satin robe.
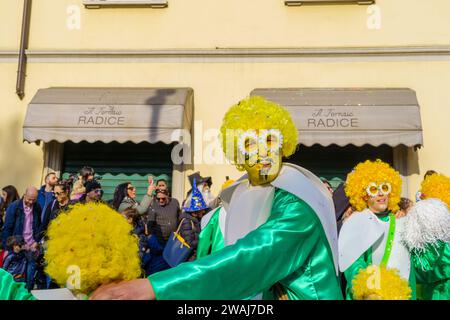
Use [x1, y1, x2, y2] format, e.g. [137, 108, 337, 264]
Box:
[0, 268, 36, 300]
[196, 207, 225, 259]
[148, 188, 343, 300]
[413, 242, 449, 300]
[343, 213, 417, 300]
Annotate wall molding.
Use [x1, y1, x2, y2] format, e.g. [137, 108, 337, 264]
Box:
[2, 46, 450, 62]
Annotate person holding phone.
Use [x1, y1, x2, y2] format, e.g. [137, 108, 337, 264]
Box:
[112, 177, 156, 215]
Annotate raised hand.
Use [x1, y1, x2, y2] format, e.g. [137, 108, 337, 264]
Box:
[147, 177, 156, 195]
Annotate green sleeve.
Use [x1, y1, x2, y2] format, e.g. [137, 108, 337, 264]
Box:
[414, 242, 450, 300]
[196, 208, 224, 259]
[343, 249, 371, 300]
[149, 191, 321, 300]
[0, 269, 36, 300]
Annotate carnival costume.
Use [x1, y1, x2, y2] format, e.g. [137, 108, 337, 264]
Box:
[402, 192, 449, 299]
[0, 268, 36, 300]
[339, 161, 450, 300]
[338, 160, 416, 299]
[148, 96, 342, 300]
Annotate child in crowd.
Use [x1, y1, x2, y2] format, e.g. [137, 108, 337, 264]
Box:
[122, 208, 151, 274]
[3, 236, 27, 283]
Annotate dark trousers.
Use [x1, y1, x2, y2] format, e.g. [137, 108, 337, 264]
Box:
[24, 250, 46, 290]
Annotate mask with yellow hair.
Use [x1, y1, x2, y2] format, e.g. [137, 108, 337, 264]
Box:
[345, 159, 402, 213]
[220, 96, 298, 186]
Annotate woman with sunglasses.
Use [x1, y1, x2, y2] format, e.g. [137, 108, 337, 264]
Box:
[112, 177, 155, 214]
[41, 181, 75, 234]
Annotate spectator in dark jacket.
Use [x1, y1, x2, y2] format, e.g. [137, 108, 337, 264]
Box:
[2, 187, 44, 290]
[3, 235, 27, 283]
[147, 189, 181, 245]
[2, 187, 42, 249]
[37, 172, 58, 222]
[122, 208, 148, 252]
[41, 181, 75, 235]
[145, 189, 181, 275]
[179, 178, 209, 261]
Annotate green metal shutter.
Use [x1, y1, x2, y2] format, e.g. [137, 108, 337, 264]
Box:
[62, 141, 174, 202]
[287, 145, 394, 190]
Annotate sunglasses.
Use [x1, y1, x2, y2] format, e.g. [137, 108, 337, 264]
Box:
[127, 186, 136, 191]
[156, 197, 167, 202]
[54, 192, 66, 196]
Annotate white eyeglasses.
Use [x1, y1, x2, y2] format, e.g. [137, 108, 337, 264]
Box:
[366, 182, 392, 198]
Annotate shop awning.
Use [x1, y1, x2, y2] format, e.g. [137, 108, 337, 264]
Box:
[23, 87, 193, 144]
[251, 88, 423, 147]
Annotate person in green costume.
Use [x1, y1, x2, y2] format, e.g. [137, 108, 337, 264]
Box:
[0, 268, 36, 300]
[90, 96, 342, 300]
[339, 160, 416, 300]
[401, 198, 449, 300]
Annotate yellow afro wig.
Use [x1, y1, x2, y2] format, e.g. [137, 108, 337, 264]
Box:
[345, 159, 402, 212]
[352, 265, 412, 300]
[420, 173, 450, 208]
[220, 96, 298, 170]
[44, 202, 142, 294]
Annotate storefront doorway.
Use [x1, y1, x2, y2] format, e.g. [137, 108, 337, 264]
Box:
[61, 141, 174, 202]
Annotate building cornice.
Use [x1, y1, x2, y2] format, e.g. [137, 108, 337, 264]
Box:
[1, 46, 450, 62]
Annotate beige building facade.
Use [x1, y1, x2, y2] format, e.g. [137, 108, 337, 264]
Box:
[1, 0, 449, 202]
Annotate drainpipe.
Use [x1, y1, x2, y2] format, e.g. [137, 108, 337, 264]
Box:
[16, 0, 32, 100]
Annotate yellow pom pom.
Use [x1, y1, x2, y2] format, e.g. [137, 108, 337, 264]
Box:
[421, 173, 450, 208]
[345, 159, 402, 212]
[44, 203, 142, 294]
[352, 265, 412, 300]
[220, 96, 298, 170]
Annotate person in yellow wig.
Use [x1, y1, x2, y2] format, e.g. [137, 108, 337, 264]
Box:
[91, 95, 342, 300]
[419, 172, 450, 208]
[338, 159, 416, 300]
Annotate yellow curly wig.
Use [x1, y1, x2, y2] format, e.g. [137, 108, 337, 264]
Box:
[44, 202, 142, 294]
[352, 265, 412, 300]
[420, 173, 450, 208]
[220, 96, 298, 170]
[345, 159, 402, 212]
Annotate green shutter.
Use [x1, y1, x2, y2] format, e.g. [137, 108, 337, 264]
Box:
[287, 145, 394, 190]
[62, 141, 174, 202]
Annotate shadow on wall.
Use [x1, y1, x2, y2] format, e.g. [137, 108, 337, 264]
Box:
[0, 113, 43, 194]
